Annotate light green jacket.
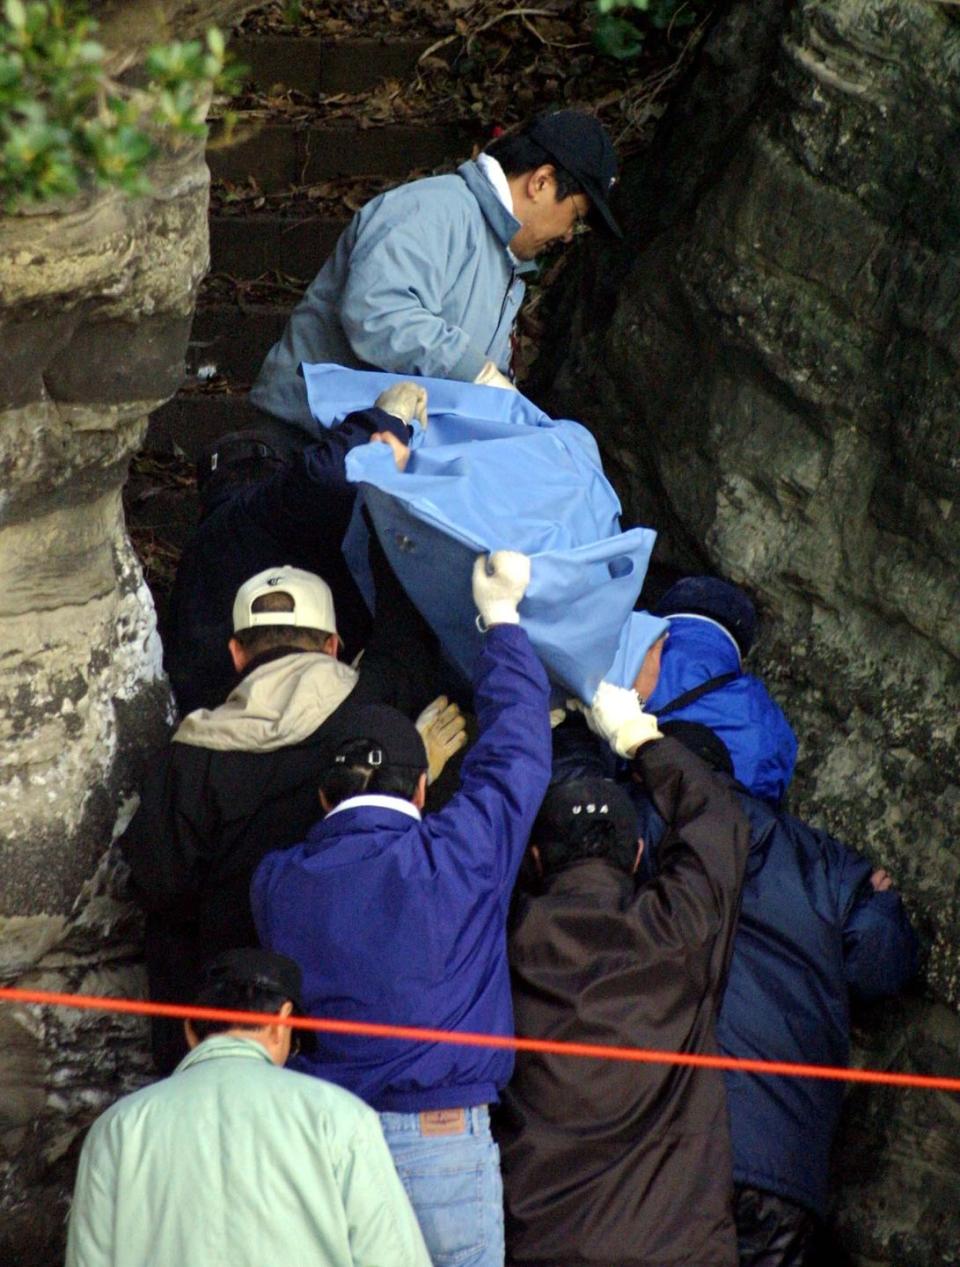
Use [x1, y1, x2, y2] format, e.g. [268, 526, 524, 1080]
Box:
[66, 1035, 432, 1267]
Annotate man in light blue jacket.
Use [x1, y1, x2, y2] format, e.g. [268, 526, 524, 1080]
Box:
[66, 950, 430, 1267]
[250, 110, 622, 430]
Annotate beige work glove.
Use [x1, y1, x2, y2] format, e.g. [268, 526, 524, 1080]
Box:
[415, 696, 468, 785]
[585, 681, 662, 758]
[472, 551, 531, 628]
[473, 360, 518, 392]
[375, 382, 428, 428]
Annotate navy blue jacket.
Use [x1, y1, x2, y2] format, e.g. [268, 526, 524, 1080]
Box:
[632, 785, 918, 1216]
[647, 617, 798, 805]
[164, 407, 407, 715]
[251, 624, 552, 1112]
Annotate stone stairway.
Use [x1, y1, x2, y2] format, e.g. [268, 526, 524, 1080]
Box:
[146, 29, 478, 460]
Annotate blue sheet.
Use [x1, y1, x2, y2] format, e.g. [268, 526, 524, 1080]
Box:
[302, 364, 667, 702]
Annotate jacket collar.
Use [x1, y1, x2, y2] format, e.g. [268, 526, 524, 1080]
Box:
[457, 159, 538, 276]
[648, 616, 742, 712]
[540, 857, 633, 900]
[307, 797, 422, 843]
[174, 1033, 274, 1074]
[665, 613, 742, 667]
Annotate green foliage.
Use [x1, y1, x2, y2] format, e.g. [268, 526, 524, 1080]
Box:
[592, 0, 707, 60]
[0, 0, 239, 210]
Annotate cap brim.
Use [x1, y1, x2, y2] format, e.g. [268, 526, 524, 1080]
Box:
[582, 178, 623, 239]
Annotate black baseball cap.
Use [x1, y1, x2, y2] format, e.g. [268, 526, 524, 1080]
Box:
[528, 109, 622, 238]
[330, 704, 427, 771]
[195, 948, 316, 1053]
[533, 776, 637, 850]
[195, 429, 283, 491]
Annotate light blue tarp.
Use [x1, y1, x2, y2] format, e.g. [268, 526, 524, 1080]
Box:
[302, 363, 667, 702]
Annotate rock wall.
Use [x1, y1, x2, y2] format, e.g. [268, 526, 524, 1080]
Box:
[0, 143, 208, 1262]
[537, 1, 960, 1261]
[0, 3, 264, 1257]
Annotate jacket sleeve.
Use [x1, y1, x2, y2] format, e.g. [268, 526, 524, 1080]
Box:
[64, 1120, 116, 1267]
[336, 1112, 433, 1267]
[628, 738, 750, 988]
[236, 408, 408, 553]
[421, 624, 552, 889]
[826, 834, 920, 1000]
[118, 748, 213, 916]
[339, 204, 488, 381]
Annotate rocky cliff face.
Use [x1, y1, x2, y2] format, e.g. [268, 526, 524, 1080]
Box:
[0, 145, 205, 1263]
[537, 1, 960, 1261]
[0, 2, 261, 1258]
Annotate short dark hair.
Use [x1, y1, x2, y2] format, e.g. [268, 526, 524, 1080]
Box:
[190, 980, 289, 1043]
[533, 816, 637, 878]
[485, 132, 583, 201]
[233, 591, 332, 657]
[319, 737, 423, 807]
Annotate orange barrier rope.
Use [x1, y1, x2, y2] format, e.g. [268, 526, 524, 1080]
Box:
[2, 985, 958, 1093]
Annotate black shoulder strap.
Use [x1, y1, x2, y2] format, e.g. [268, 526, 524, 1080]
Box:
[657, 670, 739, 717]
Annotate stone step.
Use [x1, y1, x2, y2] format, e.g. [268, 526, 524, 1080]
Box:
[208, 121, 474, 189]
[185, 303, 290, 382]
[230, 35, 435, 95]
[147, 393, 273, 458]
[210, 213, 344, 279]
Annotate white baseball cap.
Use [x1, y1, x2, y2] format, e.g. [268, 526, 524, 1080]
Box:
[232, 565, 337, 635]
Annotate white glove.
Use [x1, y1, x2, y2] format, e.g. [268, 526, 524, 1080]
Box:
[472, 551, 530, 627]
[585, 681, 662, 758]
[416, 696, 468, 785]
[473, 360, 518, 392]
[374, 382, 428, 428]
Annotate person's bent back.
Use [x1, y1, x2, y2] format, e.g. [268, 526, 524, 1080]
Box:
[252, 550, 552, 1267]
[121, 552, 446, 1073]
[630, 722, 918, 1266]
[498, 687, 751, 1267]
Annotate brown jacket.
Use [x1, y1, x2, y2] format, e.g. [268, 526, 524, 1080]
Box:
[497, 737, 750, 1267]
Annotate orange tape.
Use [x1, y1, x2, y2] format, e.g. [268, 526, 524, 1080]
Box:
[2, 985, 958, 1092]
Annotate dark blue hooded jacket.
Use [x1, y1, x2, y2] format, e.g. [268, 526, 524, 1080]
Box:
[647, 616, 797, 805]
[251, 624, 551, 1112]
[632, 785, 918, 1217]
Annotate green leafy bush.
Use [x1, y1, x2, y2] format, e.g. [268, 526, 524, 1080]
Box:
[593, 0, 709, 60]
[0, 0, 237, 210]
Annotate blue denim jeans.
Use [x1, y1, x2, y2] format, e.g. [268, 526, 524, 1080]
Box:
[379, 1106, 505, 1267]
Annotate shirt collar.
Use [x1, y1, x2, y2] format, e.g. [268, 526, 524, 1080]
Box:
[457, 159, 536, 275]
[175, 1034, 274, 1073]
[476, 153, 522, 268]
[475, 153, 513, 216]
[324, 793, 422, 822]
